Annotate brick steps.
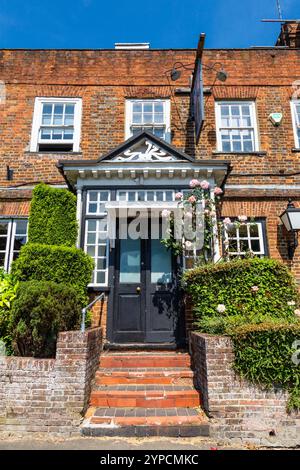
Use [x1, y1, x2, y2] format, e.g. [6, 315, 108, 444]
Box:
[90, 389, 200, 408]
[82, 351, 208, 438]
[100, 354, 191, 369]
[96, 368, 194, 385]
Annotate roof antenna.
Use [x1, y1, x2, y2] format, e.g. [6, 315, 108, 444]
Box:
[276, 0, 283, 21]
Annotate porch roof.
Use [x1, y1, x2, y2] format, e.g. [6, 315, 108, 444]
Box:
[57, 131, 230, 190]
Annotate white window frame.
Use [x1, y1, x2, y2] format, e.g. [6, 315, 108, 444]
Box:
[223, 220, 266, 258]
[116, 189, 175, 202]
[84, 190, 111, 287]
[125, 99, 171, 142]
[291, 100, 300, 148]
[30, 97, 82, 152]
[0, 218, 28, 272]
[215, 101, 259, 152]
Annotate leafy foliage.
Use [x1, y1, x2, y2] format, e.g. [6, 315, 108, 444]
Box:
[183, 257, 299, 334]
[11, 243, 94, 305]
[0, 269, 18, 354]
[28, 183, 78, 247]
[231, 323, 300, 411]
[183, 258, 300, 410]
[162, 182, 222, 264]
[10, 281, 83, 358]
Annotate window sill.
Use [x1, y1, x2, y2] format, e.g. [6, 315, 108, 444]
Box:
[88, 285, 110, 293]
[292, 148, 300, 153]
[25, 151, 83, 156]
[212, 151, 267, 156]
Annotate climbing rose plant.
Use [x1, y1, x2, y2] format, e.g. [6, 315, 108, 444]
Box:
[161, 179, 223, 264]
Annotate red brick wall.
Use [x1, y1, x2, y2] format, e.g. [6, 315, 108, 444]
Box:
[0, 327, 102, 435]
[191, 332, 300, 446]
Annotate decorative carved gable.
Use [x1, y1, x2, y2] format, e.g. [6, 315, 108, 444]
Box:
[111, 139, 179, 162]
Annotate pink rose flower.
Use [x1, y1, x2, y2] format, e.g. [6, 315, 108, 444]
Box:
[214, 187, 223, 196]
[189, 179, 201, 188]
[188, 196, 197, 203]
[238, 215, 248, 223]
[223, 217, 232, 226]
[175, 192, 183, 200]
[185, 241, 193, 249]
[251, 286, 259, 293]
[161, 209, 171, 218]
[200, 180, 210, 190]
[294, 309, 300, 318]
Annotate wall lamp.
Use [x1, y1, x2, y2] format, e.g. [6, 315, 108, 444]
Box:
[169, 61, 228, 83]
[280, 198, 300, 259]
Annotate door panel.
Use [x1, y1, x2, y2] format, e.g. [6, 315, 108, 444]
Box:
[146, 239, 178, 343]
[117, 294, 142, 331]
[113, 235, 145, 342]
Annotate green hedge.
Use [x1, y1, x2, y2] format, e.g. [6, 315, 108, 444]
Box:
[231, 322, 300, 411]
[182, 258, 299, 334]
[11, 243, 94, 304]
[28, 183, 78, 246]
[11, 281, 83, 358]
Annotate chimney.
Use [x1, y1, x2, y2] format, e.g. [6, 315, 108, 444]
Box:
[276, 21, 300, 48]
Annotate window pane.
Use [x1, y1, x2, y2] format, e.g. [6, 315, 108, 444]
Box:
[249, 224, 259, 237]
[0, 253, 5, 267]
[98, 245, 107, 257]
[143, 103, 153, 113]
[132, 113, 142, 124]
[239, 224, 247, 237]
[96, 271, 106, 284]
[40, 129, 51, 140]
[15, 219, 28, 234]
[133, 103, 142, 113]
[87, 219, 97, 231]
[88, 204, 97, 214]
[151, 239, 172, 284]
[251, 239, 261, 252]
[154, 103, 164, 113]
[143, 112, 152, 123]
[152, 128, 165, 139]
[43, 104, 53, 115]
[221, 106, 229, 116]
[0, 222, 9, 235]
[0, 238, 7, 251]
[87, 246, 95, 257]
[65, 104, 75, 115]
[89, 191, 98, 202]
[120, 238, 141, 283]
[231, 106, 240, 116]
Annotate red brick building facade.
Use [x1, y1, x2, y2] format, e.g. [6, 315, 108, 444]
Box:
[1, 23, 300, 345]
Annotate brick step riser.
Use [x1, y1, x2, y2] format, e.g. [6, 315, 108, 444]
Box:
[96, 376, 194, 385]
[100, 357, 191, 369]
[90, 396, 200, 408]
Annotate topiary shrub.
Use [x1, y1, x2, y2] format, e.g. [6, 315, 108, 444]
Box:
[11, 243, 94, 304]
[10, 281, 83, 358]
[0, 269, 18, 355]
[182, 258, 300, 334]
[231, 322, 300, 411]
[28, 183, 78, 246]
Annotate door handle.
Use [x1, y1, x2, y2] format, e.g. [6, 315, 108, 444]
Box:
[136, 287, 141, 294]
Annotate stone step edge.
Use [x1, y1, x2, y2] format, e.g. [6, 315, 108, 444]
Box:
[96, 369, 194, 376]
[81, 422, 210, 438]
[90, 415, 206, 426]
[91, 389, 199, 398]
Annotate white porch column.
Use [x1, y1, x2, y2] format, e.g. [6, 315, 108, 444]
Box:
[210, 188, 221, 263]
[76, 188, 82, 248]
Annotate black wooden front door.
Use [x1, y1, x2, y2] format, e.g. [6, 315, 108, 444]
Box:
[113, 226, 181, 344]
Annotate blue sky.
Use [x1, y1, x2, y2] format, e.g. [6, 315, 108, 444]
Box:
[0, 0, 298, 49]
